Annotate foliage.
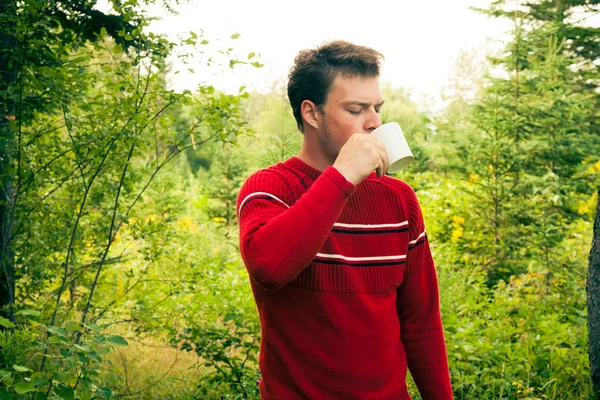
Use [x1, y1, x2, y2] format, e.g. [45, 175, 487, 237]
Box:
[0, 0, 598, 398]
[0, 311, 128, 399]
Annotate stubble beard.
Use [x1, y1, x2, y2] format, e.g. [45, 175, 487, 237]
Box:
[318, 117, 341, 165]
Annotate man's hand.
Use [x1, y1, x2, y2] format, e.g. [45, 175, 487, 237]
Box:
[333, 133, 389, 185]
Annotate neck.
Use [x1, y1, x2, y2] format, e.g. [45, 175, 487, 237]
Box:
[296, 131, 334, 172]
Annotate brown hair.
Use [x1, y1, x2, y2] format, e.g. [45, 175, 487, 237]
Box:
[287, 40, 384, 133]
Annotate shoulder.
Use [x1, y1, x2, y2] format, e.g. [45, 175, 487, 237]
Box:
[364, 175, 419, 202]
[237, 163, 304, 206]
[364, 175, 424, 228]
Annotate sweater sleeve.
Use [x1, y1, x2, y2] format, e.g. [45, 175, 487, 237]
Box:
[396, 186, 453, 399]
[236, 166, 355, 291]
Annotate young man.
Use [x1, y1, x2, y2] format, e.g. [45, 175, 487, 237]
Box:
[236, 40, 453, 399]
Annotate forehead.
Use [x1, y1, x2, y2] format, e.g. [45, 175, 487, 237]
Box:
[326, 74, 383, 104]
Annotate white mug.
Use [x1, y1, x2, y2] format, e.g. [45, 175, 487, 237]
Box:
[371, 122, 414, 173]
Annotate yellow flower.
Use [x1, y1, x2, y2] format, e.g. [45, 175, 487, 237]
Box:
[451, 226, 463, 243]
[176, 215, 199, 233]
[576, 200, 590, 215]
[452, 216, 465, 225]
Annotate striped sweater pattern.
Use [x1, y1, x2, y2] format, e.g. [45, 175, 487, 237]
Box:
[236, 156, 452, 400]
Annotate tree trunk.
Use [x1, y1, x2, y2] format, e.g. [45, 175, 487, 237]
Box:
[589, 188, 600, 397]
[0, 0, 17, 321]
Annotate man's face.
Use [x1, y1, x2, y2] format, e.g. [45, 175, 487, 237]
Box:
[316, 74, 384, 163]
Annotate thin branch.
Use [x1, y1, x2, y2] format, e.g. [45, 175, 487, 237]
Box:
[112, 131, 220, 241]
[64, 106, 88, 190]
[23, 123, 65, 147]
[17, 148, 73, 193]
[121, 353, 133, 396]
[66, 252, 133, 286]
[48, 132, 119, 327]
[93, 266, 148, 323]
[80, 143, 135, 328]
[11, 118, 133, 240]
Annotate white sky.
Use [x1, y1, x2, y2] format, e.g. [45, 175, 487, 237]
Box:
[94, 0, 600, 108]
[147, 0, 514, 103]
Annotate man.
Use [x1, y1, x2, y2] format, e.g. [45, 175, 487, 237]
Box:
[236, 40, 452, 399]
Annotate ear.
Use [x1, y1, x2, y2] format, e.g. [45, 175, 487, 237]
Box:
[300, 100, 321, 130]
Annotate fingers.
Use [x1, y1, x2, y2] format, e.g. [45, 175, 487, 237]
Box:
[370, 147, 385, 178]
[365, 135, 388, 176]
[380, 146, 389, 175]
[372, 142, 388, 177]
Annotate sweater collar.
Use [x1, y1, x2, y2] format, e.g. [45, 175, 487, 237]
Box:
[284, 156, 378, 182]
[284, 157, 324, 181]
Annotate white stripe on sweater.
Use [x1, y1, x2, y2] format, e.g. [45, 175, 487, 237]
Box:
[315, 253, 407, 262]
[408, 231, 426, 245]
[238, 192, 289, 216]
[333, 221, 408, 229]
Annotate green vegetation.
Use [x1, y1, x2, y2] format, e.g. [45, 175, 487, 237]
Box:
[0, 0, 598, 399]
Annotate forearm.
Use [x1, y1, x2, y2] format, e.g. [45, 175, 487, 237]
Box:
[398, 244, 452, 399]
[398, 237, 452, 400]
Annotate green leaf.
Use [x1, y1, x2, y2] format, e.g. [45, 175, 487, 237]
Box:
[48, 335, 68, 345]
[200, 40, 209, 45]
[47, 326, 66, 336]
[231, 33, 240, 39]
[53, 371, 70, 383]
[108, 335, 128, 346]
[34, 392, 48, 400]
[16, 309, 41, 317]
[60, 348, 71, 358]
[78, 378, 92, 390]
[247, 52, 255, 60]
[0, 317, 15, 328]
[77, 353, 90, 364]
[100, 27, 107, 37]
[13, 365, 31, 372]
[54, 384, 75, 400]
[84, 323, 101, 333]
[88, 351, 102, 362]
[73, 344, 91, 352]
[32, 373, 49, 387]
[96, 387, 112, 398]
[14, 382, 36, 394]
[113, 44, 123, 54]
[0, 387, 11, 400]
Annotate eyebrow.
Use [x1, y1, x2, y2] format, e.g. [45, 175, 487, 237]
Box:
[342, 101, 385, 107]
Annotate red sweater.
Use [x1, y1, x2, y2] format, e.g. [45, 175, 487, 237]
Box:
[236, 157, 452, 400]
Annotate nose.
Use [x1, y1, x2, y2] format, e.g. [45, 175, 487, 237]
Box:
[365, 107, 382, 132]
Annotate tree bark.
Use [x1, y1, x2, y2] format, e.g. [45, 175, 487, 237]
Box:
[0, 0, 17, 321]
[589, 188, 600, 397]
